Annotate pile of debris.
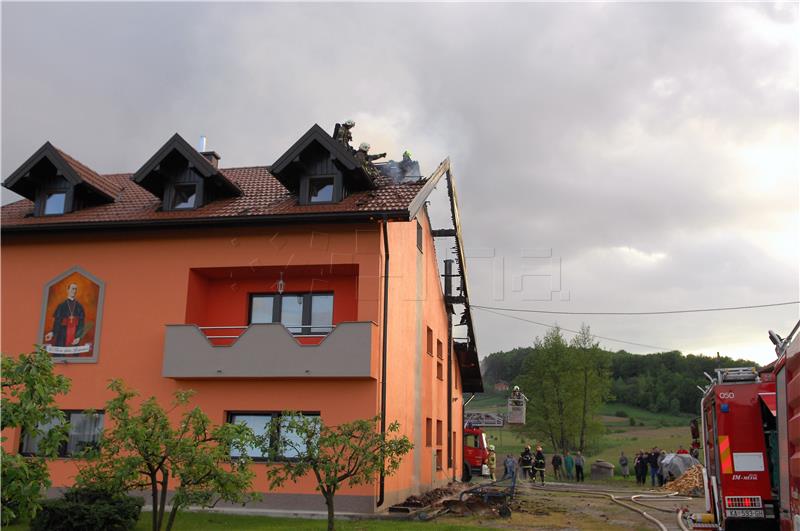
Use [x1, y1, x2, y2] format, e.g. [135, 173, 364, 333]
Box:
[400, 484, 461, 508]
[664, 464, 704, 496]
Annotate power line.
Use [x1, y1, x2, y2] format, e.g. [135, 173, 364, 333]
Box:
[474, 306, 672, 351]
[472, 300, 800, 316]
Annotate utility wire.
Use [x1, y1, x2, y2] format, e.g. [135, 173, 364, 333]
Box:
[474, 306, 672, 351]
[472, 300, 799, 316]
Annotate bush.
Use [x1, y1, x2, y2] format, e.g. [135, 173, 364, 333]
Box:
[30, 487, 143, 531]
[629, 417, 636, 426]
[615, 410, 629, 418]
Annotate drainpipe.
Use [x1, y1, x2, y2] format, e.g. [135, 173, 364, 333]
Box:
[444, 259, 454, 481]
[377, 215, 390, 507]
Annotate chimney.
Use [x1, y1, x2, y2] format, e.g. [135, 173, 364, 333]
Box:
[197, 136, 220, 169]
[201, 151, 221, 169]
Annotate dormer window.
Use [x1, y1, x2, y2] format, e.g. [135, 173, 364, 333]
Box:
[3, 142, 119, 218]
[271, 124, 377, 206]
[131, 134, 241, 212]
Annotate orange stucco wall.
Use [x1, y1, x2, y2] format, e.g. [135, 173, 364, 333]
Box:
[1, 217, 461, 511]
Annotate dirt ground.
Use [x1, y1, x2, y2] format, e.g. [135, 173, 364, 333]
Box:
[429, 480, 706, 531]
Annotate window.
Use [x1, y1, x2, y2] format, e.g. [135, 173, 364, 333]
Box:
[249, 293, 334, 335]
[35, 176, 72, 217]
[309, 178, 334, 203]
[436, 339, 443, 360]
[44, 192, 67, 215]
[228, 413, 272, 460]
[436, 420, 443, 446]
[171, 184, 197, 209]
[227, 412, 319, 461]
[250, 295, 275, 324]
[426, 327, 433, 356]
[425, 418, 432, 447]
[21, 411, 104, 458]
[436, 449, 443, 471]
[416, 220, 423, 252]
[437, 361, 443, 381]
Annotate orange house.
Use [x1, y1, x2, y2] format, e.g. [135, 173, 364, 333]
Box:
[1, 124, 483, 513]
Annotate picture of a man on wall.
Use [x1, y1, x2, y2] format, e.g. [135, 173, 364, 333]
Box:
[45, 282, 85, 347]
[40, 268, 102, 360]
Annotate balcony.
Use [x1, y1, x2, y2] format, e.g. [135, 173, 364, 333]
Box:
[162, 321, 379, 379]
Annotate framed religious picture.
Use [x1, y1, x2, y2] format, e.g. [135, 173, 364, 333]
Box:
[38, 266, 105, 363]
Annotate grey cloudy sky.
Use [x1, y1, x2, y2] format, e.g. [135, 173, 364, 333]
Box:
[2, 2, 798, 365]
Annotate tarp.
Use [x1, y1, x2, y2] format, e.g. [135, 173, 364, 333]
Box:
[759, 392, 777, 417]
[660, 453, 701, 481]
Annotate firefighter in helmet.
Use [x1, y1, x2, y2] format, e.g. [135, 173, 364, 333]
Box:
[355, 142, 386, 165]
[334, 119, 355, 148]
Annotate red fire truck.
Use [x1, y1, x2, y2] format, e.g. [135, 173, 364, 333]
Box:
[697, 366, 779, 530]
[770, 320, 800, 531]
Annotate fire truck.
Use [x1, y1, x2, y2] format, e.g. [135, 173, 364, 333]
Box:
[769, 320, 800, 531]
[462, 423, 490, 481]
[696, 366, 779, 530]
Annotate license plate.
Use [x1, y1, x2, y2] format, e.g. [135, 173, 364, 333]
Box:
[726, 509, 764, 518]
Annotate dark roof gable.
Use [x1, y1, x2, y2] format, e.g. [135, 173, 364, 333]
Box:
[3, 142, 121, 203]
[131, 133, 242, 199]
[270, 124, 374, 192]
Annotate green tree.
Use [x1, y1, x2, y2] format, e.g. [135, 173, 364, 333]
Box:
[517, 327, 581, 453]
[76, 380, 257, 531]
[571, 324, 612, 452]
[1, 348, 71, 525]
[264, 414, 412, 531]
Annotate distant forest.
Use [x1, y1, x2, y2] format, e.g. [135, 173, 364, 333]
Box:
[481, 346, 758, 415]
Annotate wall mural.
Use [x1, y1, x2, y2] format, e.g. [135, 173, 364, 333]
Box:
[39, 267, 104, 362]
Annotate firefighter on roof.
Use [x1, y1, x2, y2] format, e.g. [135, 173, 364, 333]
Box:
[334, 119, 355, 148]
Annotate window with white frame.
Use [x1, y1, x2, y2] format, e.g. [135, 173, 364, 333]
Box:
[20, 410, 104, 457]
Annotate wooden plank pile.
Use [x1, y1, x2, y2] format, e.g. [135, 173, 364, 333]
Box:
[664, 464, 704, 496]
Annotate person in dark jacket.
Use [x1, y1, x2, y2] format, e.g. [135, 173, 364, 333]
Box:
[574, 451, 586, 482]
[634, 450, 646, 485]
[519, 445, 533, 480]
[534, 446, 547, 485]
[551, 452, 563, 480]
[648, 447, 660, 486]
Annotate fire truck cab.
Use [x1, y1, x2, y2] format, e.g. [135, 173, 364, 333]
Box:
[463, 424, 489, 481]
[700, 366, 779, 530]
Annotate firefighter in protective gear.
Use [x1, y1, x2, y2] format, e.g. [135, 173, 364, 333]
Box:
[355, 142, 386, 165]
[334, 120, 355, 148]
[487, 445, 497, 481]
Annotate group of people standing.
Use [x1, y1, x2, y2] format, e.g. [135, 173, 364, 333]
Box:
[629, 446, 684, 486]
[487, 444, 586, 484]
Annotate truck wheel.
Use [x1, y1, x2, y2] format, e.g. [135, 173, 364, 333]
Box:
[462, 462, 472, 482]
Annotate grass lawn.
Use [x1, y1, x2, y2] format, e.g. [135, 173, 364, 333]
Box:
[138, 512, 484, 530]
[7, 512, 484, 531]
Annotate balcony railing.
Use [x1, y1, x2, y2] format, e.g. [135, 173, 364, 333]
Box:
[162, 321, 379, 379]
